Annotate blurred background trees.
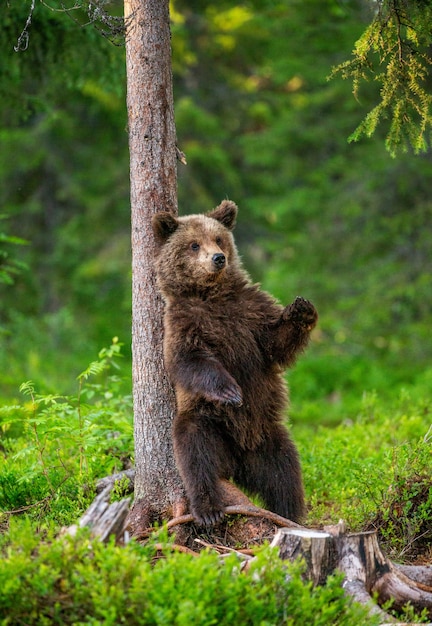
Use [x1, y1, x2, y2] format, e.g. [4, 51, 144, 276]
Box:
[1, 0, 431, 423]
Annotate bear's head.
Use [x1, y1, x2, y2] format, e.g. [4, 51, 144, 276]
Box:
[152, 200, 243, 297]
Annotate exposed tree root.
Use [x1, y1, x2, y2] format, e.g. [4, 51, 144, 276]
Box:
[166, 504, 300, 533]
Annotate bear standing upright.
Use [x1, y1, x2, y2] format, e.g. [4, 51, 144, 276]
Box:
[152, 200, 318, 526]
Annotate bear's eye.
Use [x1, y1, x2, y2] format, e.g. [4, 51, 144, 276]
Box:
[215, 237, 223, 247]
[190, 242, 200, 252]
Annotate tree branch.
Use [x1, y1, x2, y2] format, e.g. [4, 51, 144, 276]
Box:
[14, 0, 36, 52]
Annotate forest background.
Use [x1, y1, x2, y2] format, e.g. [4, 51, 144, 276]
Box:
[1, 0, 431, 422]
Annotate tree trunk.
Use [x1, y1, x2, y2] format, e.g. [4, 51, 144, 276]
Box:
[124, 0, 185, 534]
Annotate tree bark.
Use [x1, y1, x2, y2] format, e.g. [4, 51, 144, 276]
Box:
[124, 0, 185, 534]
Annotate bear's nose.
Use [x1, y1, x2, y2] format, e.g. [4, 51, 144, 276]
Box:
[212, 253, 226, 269]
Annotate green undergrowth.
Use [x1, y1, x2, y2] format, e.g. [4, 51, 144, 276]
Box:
[0, 346, 431, 623]
[296, 388, 432, 561]
[0, 524, 378, 626]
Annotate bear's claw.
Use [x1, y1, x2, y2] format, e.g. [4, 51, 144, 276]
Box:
[192, 507, 225, 527]
[219, 386, 243, 406]
[209, 382, 243, 406]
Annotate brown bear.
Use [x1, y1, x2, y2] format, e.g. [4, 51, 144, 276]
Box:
[152, 200, 318, 526]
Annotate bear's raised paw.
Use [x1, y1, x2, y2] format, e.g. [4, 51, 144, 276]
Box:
[283, 296, 318, 331]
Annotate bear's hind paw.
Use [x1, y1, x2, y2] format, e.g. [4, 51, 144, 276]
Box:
[192, 506, 225, 528]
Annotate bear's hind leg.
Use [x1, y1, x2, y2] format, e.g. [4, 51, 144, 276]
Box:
[234, 425, 305, 523]
[173, 412, 232, 527]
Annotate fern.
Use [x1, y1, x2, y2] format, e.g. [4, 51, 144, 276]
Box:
[77, 359, 109, 381]
[0, 218, 28, 286]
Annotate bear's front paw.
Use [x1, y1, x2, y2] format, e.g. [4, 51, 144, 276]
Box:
[218, 382, 243, 406]
[206, 380, 243, 407]
[284, 296, 318, 331]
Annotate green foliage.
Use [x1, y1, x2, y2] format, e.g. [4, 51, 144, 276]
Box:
[0, 349, 430, 623]
[110, 474, 133, 503]
[1, 1, 125, 121]
[331, 0, 432, 155]
[0, 4, 129, 397]
[0, 340, 132, 524]
[0, 527, 378, 625]
[388, 601, 431, 624]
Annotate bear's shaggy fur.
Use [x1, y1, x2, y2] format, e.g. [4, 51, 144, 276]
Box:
[152, 200, 317, 526]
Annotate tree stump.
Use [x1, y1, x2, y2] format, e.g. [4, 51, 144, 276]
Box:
[272, 527, 432, 623]
[67, 472, 134, 543]
[270, 529, 337, 586]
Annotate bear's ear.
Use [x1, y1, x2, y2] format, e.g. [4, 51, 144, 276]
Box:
[152, 212, 179, 243]
[207, 200, 238, 231]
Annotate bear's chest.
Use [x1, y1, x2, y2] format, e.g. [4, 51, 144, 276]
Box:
[166, 296, 264, 370]
[204, 307, 259, 365]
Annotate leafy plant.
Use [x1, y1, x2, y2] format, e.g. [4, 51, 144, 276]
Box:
[0, 218, 27, 287]
[367, 459, 432, 560]
[296, 387, 432, 558]
[388, 601, 431, 624]
[110, 473, 134, 503]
